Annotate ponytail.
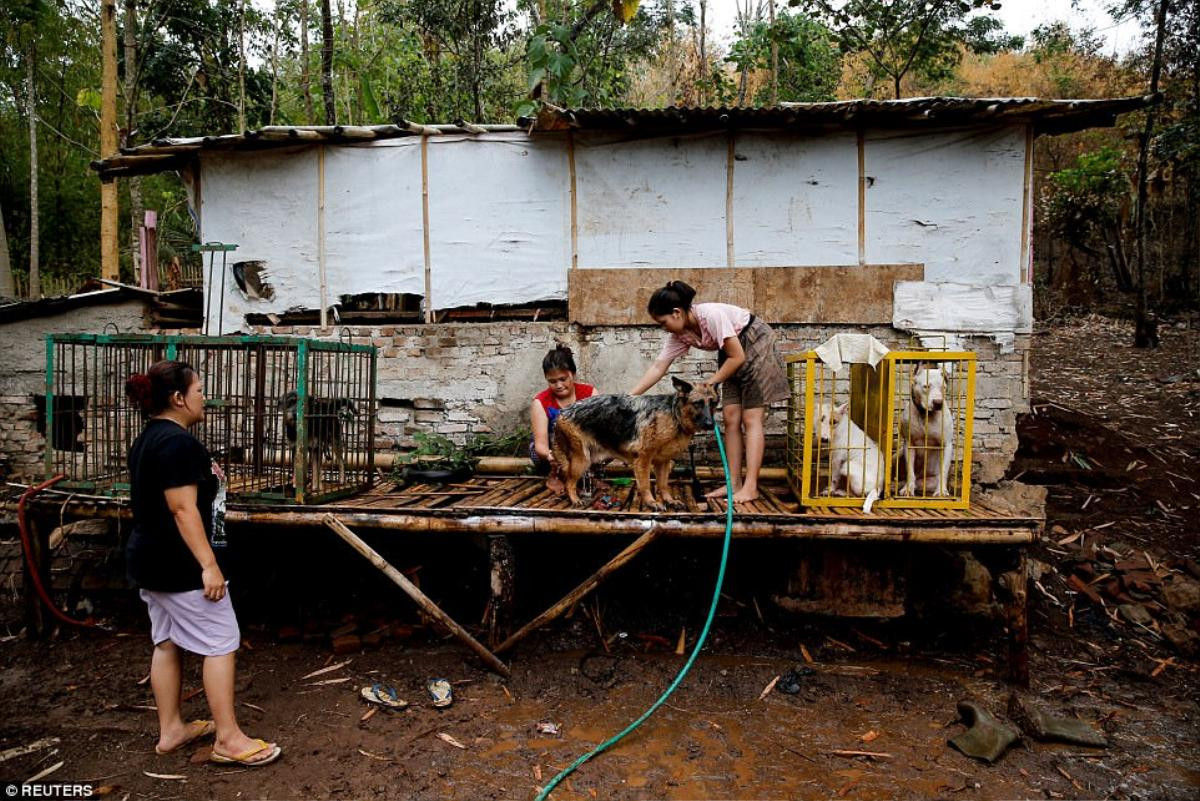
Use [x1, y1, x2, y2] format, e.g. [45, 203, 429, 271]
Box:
[125, 360, 197, 417]
[647, 280, 697, 317]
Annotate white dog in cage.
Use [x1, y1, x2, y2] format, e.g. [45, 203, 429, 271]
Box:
[816, 401, 884, 512]
[900, 366, 956, 498]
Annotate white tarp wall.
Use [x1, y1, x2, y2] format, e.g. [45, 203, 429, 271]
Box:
[198, 125, 1030, 336]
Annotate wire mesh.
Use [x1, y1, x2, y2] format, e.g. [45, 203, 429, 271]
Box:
[44, 334, 377, 504]
[786, 350, 976, 510]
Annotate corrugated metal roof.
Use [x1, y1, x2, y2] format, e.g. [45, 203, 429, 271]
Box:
[532, 95, 1158, 134]
[92, 95, 1157, 180]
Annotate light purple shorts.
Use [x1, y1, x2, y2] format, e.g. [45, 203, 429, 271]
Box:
[140, 586, 241, 657]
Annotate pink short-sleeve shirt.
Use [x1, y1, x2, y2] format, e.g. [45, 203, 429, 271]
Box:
[657, 303, 751, 364]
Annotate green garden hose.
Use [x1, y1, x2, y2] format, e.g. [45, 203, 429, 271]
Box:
[534, 423, 735, 801]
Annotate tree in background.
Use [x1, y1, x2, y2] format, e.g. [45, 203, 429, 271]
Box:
[725, 10, 841, 103]
[795, 0, 1011, 98]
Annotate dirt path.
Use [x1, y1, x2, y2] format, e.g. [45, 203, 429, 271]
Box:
[1, 316, 1198, 800]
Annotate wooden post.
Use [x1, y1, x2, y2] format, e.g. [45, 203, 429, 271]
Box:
[421, 135, 433, 322]
[726, 132, 735, 268]
[857, 127, 866, 267]
[323, 514, 510, 677]
[567, 131, 578, 270]
[23, 512, 51, 638]
[317, 146, 327, 330]
[1004, 551, 1030, 687]
[494, 526, 664, 655]
[99, 0, 120, 281]
[486, 535, 515, 647]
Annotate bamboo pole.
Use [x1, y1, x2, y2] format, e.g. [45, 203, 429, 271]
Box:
[317, 145, 327, 330]
[99, 0, 120, 281]
[421, 135, 433, 322]
[322, 513, 510, 676]
[494, 526, 664, 654]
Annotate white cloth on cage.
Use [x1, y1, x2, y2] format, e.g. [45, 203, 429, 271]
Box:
[813, 333, 890, 373]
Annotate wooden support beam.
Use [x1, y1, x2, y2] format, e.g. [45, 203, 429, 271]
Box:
[99, 0, 120, 281]
[1004, 551, 1030, 687]
[494, 525, 665, 655]
[486, 535, 515, 647]
[322, 513, 509, 677]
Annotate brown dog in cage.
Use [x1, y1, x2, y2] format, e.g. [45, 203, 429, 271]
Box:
[280, 391, 356, 493]
[899, 366, 956, 498]
[552, 378, 717, 511]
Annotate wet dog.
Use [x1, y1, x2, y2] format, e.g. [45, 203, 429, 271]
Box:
[552, 378, 717, 511]
[280, 391, 356, 492]
[815, 401, 884, 512]
[899, 366, 955, 498]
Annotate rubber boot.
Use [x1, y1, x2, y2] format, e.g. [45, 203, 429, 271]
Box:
[948, 700, 1019, 763]
[1007, 694, 1107, 747]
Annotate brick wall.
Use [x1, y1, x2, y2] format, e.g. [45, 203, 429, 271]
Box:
[246, 322, 1030, 485]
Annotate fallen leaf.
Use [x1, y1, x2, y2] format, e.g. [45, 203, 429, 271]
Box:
[859, 730, 880, 743]
[357, 748, 391, 762]
[436, 732, 466, 749]
[304, 677, 351, 687]
[300, 659, 352, 680]
[142, 771, 187, 780]
[533, 764, 542, 781]
[360, 706, 378, 723]
[800, 644, 814, 664]
[759, 675, 781, 700]
[27, 762, 65, 783]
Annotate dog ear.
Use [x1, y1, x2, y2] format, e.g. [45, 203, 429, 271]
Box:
[834, 401, 849, 419]
[671, 376, 694, 394]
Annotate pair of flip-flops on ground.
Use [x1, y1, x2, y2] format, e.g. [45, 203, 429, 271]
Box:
[155, 719, 281, 767]
[360, 679, 452, 710]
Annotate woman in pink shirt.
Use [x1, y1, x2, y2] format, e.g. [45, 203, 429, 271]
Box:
[631, 281, 788, 503]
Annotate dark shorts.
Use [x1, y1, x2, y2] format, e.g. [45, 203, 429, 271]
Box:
[718, 318, 789, 409]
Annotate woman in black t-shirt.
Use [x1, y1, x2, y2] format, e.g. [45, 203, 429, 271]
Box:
[126, 360, 281, 766]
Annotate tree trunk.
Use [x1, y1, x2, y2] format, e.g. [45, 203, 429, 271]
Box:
[1134, 0, 1169, 348]
[27, 40, 40, 300]
[300, 0, 315, 125]
[893, 73, 902, 99]
[769, 0, 778, 105]
[268, 8, 281, 125]
[320, 0, 335, 125]
[0, 198, 13, 297]
[699, 0, 707, 103]
[100, 0, 120, 282]
[237, 0, 247, 131]
[124, 0, 142, 282]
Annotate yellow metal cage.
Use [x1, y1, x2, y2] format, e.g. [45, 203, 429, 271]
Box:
[786, 350, 976, 510]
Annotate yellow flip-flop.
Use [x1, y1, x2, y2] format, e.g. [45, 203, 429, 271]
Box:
[155, 719, 215, 755]
[210, 739, 282, 767]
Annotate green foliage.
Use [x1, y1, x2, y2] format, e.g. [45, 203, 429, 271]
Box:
[395, 426, 531, 475]
[1043, 147, 1129, 258]
[794, 0, 1011, 96]
[726, 12, 842, 103]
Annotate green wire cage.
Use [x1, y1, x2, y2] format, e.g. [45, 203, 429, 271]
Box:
[44, 333, 377, 504]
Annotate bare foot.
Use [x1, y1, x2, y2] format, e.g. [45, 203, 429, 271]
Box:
[546, 474, 565, 494]
[704, 484, 733, 499]
[732, 487, 759, 503]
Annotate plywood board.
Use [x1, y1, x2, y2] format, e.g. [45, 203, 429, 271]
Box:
[570, 264, 924, 326]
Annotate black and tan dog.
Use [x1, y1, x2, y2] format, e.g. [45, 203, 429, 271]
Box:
[552, 377, 717, 510]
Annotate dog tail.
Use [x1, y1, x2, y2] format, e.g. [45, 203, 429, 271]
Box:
[861, 488, 879, 515]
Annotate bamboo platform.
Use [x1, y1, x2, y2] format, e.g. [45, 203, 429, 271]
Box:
[220, 475, 1042, 544]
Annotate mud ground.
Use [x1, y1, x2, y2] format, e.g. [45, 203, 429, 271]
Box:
[1, 315, 1198, 800]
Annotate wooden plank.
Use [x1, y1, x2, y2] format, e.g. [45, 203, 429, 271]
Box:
[568, 265, 924, 326]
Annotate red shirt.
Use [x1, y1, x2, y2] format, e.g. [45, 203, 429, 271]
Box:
[535, 383, 595, 414]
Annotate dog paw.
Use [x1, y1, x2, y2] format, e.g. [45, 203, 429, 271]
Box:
[664, 497, 686, 510]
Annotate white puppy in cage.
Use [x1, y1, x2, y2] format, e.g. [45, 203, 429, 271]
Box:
[816, 401, 884, 512]
[899, 366, 955, 498]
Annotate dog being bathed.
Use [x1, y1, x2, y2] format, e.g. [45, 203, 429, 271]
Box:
[552, 378, 717, 511]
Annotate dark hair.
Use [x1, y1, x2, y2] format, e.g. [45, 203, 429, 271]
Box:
[647, 280, 697, 317]
[542, 342, 577, 374]
[125, 360, 198, 416]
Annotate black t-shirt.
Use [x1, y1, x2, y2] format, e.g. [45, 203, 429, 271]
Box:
[126, 419, 220, 592]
